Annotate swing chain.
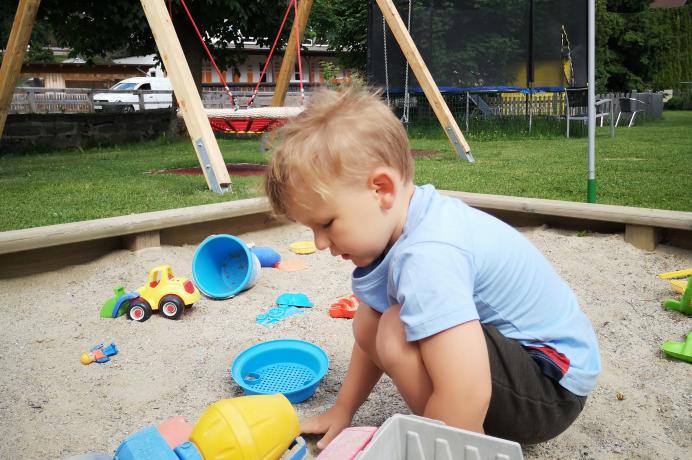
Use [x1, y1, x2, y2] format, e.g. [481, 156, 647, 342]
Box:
[401, 0, 412, 125]
[383, 15, 390, 108]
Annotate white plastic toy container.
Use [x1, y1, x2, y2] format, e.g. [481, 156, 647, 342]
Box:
[357, 414, 523, 460]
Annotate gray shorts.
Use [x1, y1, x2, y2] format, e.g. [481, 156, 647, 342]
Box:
[481, 324, 587, 444]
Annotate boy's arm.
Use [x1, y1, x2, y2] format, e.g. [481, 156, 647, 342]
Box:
[301, 341, 383, 449]
[334, 341, 384, 413]
[419, 319, 492, 433]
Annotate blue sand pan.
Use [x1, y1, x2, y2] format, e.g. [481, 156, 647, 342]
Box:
[231, 339, 329, 403]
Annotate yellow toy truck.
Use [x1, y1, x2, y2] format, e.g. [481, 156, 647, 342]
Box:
[128, 265, 201, 322]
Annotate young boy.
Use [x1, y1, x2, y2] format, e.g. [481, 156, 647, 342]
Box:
[264, 89, 601, 448]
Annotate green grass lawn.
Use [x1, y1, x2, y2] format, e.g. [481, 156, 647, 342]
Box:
[0, 111, 689, 232]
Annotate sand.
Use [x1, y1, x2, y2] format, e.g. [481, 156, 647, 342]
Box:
[0, 223, 690, 459]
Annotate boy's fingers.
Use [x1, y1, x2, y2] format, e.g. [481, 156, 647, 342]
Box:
[316, 426, 340, 450]
[300, 417, 324, 434]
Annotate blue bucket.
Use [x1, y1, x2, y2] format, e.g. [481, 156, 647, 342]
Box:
[192, 234, 261, 299]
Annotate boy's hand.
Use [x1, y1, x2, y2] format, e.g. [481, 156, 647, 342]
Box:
[300, 404, 353, 450]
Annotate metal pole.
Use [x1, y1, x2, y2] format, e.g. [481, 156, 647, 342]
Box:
[587, 0, 596, 203]
[527, 0, 534, 133]
[465, 91, 469, 132]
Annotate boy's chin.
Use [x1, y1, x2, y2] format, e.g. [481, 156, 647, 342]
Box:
[349, 256, 375, 268]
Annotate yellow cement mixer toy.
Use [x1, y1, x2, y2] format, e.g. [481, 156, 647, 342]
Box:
[112, 394, 305, 460]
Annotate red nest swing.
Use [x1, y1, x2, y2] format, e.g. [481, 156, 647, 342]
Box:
[179, 0, 305, 135]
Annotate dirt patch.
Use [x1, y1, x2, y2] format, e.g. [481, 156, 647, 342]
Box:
[162, 163, 266, 177]
[411, 149, 441, 158]
[160, 152, 438, 177]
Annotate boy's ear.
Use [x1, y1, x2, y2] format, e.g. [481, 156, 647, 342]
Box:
[369, 168, 397, 210]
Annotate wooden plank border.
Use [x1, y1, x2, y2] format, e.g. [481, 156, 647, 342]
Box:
[0, 193, 689, 278]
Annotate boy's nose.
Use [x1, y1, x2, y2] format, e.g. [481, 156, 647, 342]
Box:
[313, 231, 330, 251]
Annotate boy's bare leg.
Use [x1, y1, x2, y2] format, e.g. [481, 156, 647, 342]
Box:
[375, 304, 433, 415]
[375, 305, 490, 433]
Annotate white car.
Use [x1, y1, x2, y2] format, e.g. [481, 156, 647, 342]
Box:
[93, 77, 173, 112]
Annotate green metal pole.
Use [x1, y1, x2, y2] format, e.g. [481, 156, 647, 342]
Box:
[587, 178, 596, 203]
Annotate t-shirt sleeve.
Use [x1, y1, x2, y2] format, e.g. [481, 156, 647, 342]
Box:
[390, 242, 479, 341]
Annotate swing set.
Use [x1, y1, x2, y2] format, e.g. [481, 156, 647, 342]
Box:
[0, 0, 473, 195]
[178, 0, 306, 135]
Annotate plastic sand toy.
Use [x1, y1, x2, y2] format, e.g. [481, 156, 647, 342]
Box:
[289, 241, 316, 255]
[100, 287, 140, 319]
[276, 292, 314, 308]
[329, 294, 360, 319]
[657, 269, 691, 296]
[256, 305, 306, 325]
[661, 332, 692, 363]
[107, 394, 304, 460]
[129, 265, 201, 321]
[81, 342, 118, 365]
[250, 245, 282, 267]
[192, 235, 261, 299]
[316, 427, 377, 460]
[275, 259, 308, 272]
[231, 339, 329, 403]
[662, 276, 692, 315]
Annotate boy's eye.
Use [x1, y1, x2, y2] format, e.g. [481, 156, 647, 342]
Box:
[322, 219, 334, 229]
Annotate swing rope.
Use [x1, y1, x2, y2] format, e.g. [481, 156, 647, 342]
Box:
[179, 0, 235, 107]
[179, 0, 304, 110]
[247, 0, 304, 107]
[291, 0, 306, 105]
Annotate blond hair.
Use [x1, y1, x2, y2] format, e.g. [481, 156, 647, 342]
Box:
[264, 88, 413, 217]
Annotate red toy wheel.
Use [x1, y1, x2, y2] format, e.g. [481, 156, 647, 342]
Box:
[127, 299, 152, 322]
[159, 295, 185, 320]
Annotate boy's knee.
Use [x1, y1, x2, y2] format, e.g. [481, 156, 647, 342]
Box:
[375, 306, 409, 369]
[352, 307, 378, 354]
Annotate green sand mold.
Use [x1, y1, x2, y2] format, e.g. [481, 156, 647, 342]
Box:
[661, 332, 692, 364]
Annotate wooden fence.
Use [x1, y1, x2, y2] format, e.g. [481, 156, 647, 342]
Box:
[10, 86, 664, 121]
[10, 88, 173, 114]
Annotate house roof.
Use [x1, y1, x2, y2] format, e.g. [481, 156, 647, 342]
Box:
[651, 0, 688, 8]
[21, 62, 145, 74]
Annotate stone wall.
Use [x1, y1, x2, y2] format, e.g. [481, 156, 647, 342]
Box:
[0, 110, 178, 153]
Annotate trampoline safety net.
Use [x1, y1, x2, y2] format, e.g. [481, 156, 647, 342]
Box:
[368, 0, 588, 92]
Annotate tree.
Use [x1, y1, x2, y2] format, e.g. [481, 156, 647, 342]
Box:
[310, 0, 369, 72]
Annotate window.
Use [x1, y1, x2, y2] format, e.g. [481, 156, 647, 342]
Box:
[259, 62, 269, 83]
[138, 83, 151, 90]
[291, 61, 307, 82]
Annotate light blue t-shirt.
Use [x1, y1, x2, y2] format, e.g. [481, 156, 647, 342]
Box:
[352, 184, 601, 396]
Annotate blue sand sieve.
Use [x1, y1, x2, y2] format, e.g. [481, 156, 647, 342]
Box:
[231, 339, 329, 403]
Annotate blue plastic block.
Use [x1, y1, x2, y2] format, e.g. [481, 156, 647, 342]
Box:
[113, 426, 179, 460]
[285, 436, 307, 460]
[251, 246, 281, 267]
[112, 291, 140, 317]
[174, 442, 203, 460]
